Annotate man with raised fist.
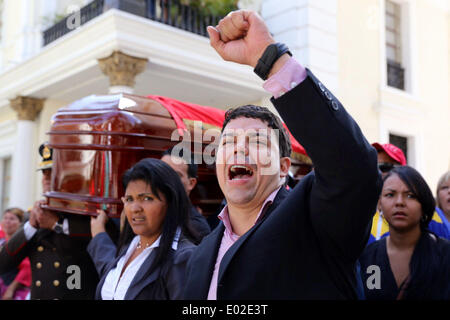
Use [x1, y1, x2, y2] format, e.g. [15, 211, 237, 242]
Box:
[183, 10, 382, 300]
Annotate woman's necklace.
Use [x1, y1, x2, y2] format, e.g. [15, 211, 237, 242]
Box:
[137, 240, 151, 249]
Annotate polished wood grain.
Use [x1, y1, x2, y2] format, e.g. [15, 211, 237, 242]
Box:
[43, 94, 223, 219]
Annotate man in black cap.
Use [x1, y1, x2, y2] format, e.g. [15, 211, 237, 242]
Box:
[0, 143, 99, 299]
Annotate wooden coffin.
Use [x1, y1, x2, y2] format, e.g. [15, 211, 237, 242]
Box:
[43, 94, 223, 219]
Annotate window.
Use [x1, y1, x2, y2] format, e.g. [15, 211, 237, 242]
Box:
[385, 0, 405, 90]
[389, 133, 408, 163]
[1, 157, 11, 214]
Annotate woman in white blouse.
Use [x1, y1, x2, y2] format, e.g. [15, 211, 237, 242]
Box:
[88, 158, 199, 300]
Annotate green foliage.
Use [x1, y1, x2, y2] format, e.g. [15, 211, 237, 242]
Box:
[41, 13, 67, 27]
[181, 0, 239, 17]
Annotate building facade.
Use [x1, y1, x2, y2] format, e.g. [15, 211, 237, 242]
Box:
[0, 0, 448, 214]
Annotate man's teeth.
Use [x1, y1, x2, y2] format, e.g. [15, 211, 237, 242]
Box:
[230, 165, 254, 180]
[230, 165, 253, 173]
[231, 165, 248, 170]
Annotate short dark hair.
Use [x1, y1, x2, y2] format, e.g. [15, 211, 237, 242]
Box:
[118, 158, 199, 275]
[162, 147, 198, 178]
[383, 166, 435, 231]
[221, 105, 292, 158]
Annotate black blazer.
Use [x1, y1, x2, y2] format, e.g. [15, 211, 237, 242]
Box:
[183, 69, 382, 300]
[189, 205, 211, 242]
[88, 232, 196, 300]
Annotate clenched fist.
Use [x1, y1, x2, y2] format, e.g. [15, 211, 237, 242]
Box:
[207, 10, 275, 68]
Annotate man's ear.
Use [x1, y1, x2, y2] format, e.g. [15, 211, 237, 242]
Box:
[279, 157, 291, 178]
[187, 177, 197, 193]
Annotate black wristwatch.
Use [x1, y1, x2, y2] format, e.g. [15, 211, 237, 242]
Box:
[254, 43, 292, 80]
[53, 217, 64, 234]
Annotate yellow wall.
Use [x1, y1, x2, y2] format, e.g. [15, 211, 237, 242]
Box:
[337, 0, 449, 191]
[337, 0, 381, 143]
[414, 0, 450, 190]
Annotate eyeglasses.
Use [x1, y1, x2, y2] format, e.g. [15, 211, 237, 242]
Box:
[378, 162, 400, 173]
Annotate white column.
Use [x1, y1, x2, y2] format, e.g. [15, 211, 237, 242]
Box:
[9, 96, 44, 210]
[261, 0, 339, 93]
[9, 120, 36, 209]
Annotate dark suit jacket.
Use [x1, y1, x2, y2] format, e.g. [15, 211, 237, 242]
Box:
[189, 205, 211, 242]
[183, 69, 382, 300]
[0, 214, 99, 299]
[88, 232, 196, 300]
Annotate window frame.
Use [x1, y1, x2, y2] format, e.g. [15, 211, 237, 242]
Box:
[380, 0, 418, 96]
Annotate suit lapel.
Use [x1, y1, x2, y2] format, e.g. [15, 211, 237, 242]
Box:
[96, 244, 161, 300]
[96, 249, 126, 300]
[189, 223, 225, 298]
[217, 187, 289, 284]
[123, 248, 161, 300]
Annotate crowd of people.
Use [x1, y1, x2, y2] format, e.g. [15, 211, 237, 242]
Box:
[0, 10, 449, 300]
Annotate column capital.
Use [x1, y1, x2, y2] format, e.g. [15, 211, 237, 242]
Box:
[10, 96, 45, 121]
[98, 51, 148, 88]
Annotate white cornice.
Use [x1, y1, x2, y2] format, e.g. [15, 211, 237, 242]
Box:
[111, 10, 262, 90]
[0, 9, 264, 111]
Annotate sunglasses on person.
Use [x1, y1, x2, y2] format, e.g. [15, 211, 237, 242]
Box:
[378, 162, 400, 173]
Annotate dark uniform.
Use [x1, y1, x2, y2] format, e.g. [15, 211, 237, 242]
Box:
[0, 143, 100, 299]
[0, 215, 98, 299]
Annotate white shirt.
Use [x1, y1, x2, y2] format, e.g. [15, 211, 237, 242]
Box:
[101, 229, 181, 300]
[24, 219, 70, 239]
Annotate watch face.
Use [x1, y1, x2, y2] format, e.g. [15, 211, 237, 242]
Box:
[54, 224, 63, 234]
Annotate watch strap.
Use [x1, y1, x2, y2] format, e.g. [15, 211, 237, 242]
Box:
[254, 43, 292, 80]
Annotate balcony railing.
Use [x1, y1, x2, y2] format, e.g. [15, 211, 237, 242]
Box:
[43, 0, 104, 46]
[43, 0, 230, 46]
[387, 59, 405, 90]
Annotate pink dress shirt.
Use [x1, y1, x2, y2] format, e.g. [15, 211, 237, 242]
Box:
[207, 187, 282, 299]
[263, 57, 307, 98]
